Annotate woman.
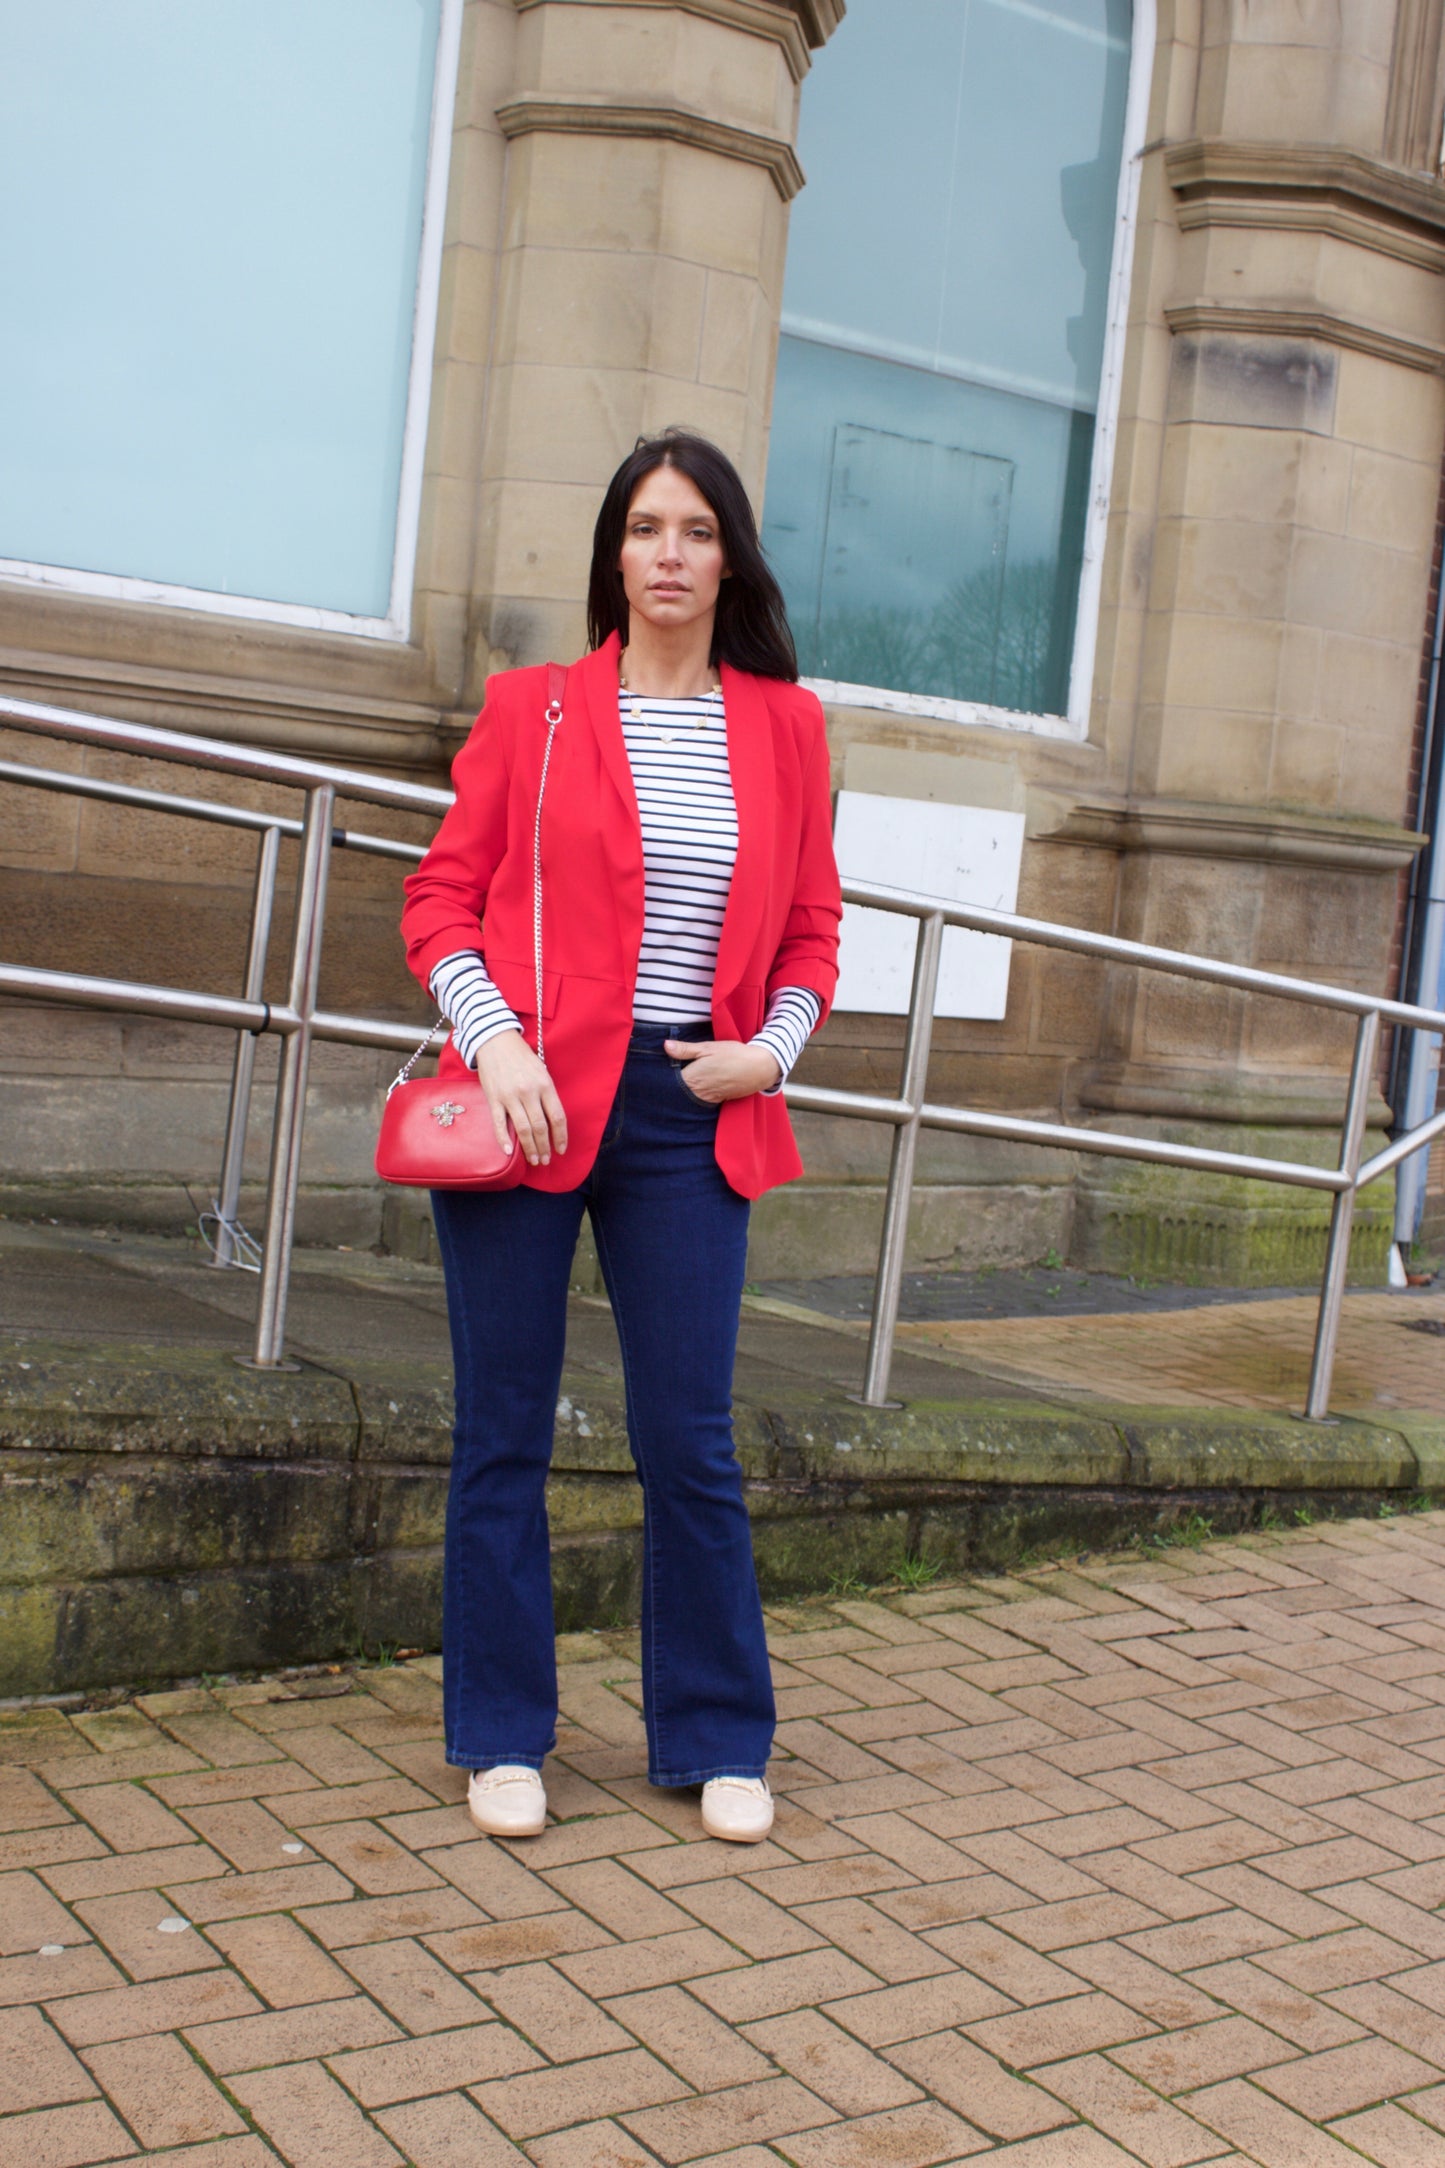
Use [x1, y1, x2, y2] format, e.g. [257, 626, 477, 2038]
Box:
[401, 430, 841, 1844]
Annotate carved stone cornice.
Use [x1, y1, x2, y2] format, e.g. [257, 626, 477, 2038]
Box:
[787, 0, 843, 42]
[1164, 299, 1445, 376]
[1166, 138, 1445, 270]
[496, 89, 805, 198]
[1058, 798, 1425, 873]
[510, 0, 841, 77]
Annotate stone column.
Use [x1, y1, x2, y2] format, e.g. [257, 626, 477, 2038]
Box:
[463, 0, 840, 686]
[1072, 0, 1443, 1282]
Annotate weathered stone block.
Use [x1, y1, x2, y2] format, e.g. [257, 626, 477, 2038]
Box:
[656, 141, 779, 280]
[476, 475, 601, 603]
[505, 130, 665, 257]
[1148, 706, 1277, 811]
[746, 1183, 1075, 1278]
[766, 1400, 1128, 1488]
[1337, 728, 1419, 825]
[0, 1346, 359, 1460]
[699, 270, 763, 396]
[1161, 421, 1303, 528]
[1, 1452, 359, 1584]
[1033, 951, 1108, 1054]
[1138, 980, 1248, 1067]
[350, 1363, 456, 1466]
[444, 107, 510, 253]
[1158, 515, 1294, 620]
[1095, 1408, 1416, 1492]
[1335, 347, 1445, 460]
[481, 361, 655, 488]
[1167, 333, 1337, 436]
[1347, 445, 1440, 552]
[1269, 720, 1344, 812]
[1290, 532, 1425, 648]
[0, 1321, 1429, 1697]
[1071, 1121, 1393, 1286]
[1317, 630, 1420, 741]
[1157, 614, 1286, 719]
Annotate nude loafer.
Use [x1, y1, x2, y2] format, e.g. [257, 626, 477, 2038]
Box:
[468, 1765, 547, 1837]
[700, 1776, 773, 1843]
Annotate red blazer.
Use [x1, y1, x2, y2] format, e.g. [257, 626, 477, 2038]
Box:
[401, 633, 842, 1200]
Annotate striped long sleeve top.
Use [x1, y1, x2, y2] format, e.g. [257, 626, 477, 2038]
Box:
[429, 686, 821, 1091]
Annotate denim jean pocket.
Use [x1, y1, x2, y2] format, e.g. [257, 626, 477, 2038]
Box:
[672, 1063, 718, 1110]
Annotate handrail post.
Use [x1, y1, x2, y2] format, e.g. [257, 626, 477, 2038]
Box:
[1305, 1007, 1382, 1419]
[244, 785, 335, 1369]
[857, 910, 945, 1408]
[211, 824, 281, 1268]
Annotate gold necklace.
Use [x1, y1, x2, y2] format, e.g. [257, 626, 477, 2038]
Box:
[618, 653, 721, 740]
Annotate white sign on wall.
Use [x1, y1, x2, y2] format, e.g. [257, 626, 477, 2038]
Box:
[832, 790, 1026, 1018]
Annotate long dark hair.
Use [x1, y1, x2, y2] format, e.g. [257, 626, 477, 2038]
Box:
[587, 429, 798, 680]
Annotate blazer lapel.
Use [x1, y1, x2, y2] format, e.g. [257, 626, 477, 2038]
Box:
[563, 633, 643, 976]
[714, 662, 775, 1004]
[573, 633, 638, 840]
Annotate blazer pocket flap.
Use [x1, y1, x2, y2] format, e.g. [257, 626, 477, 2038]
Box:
[483, 955, 561, 1019]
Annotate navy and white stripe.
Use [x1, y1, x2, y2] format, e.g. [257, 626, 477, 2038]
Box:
[429, 687, 821, 1090]
[752, 984, 822, 1087]
[429, 948, 519, 1065]
[624, 687, 736, 1024]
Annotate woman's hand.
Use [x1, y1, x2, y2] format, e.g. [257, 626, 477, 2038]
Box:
[476, 1030, 568, 1166]
[664, 1039, 780, 1102]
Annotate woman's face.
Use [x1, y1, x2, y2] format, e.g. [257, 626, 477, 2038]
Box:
[618, 464, 728, 639]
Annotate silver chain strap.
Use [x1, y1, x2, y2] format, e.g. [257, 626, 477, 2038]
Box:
[389, 671, 565, 1095]
[386, 1017, 448, 1099]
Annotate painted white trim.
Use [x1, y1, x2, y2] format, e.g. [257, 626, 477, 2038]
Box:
[388, 0, 464, 637]
[0, 556, 403, 640]
[1065, 0, 1156, 738]
[803, 676, 1079, 741]
[796, 0, 1158, 747]
[0, 0, 464, 645]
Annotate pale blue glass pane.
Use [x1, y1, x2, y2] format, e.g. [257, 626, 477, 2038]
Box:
[764, 0, 1130, 712]
[939, 0, 1130, 405]
[779, 0, 968, 378]
[767, 338, 1092, 713]
[0, 0, 441, 618]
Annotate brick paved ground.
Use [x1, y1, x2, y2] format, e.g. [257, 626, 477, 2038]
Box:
[10, 1513, 1445, 2163]
[893, 1288, 1445, 1418]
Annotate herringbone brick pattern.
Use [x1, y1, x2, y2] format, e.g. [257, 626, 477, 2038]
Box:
[8, 1514, 1445, 2162]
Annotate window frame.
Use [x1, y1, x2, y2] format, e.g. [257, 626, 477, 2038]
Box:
[0, 0, 464, 644]
[795, 0, 1157, 743]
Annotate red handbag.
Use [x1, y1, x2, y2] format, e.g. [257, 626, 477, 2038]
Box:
[373, 1046, 523, 1190]
[375, 665, 566, 1190]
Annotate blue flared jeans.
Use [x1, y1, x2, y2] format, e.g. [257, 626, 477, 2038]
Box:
[430, 1022, 775, 1786]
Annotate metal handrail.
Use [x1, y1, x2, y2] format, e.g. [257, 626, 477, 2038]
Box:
[0, 759, 426, 862]
[0, 693, 452, 813]
[843, 879, 1445, 1033]
[3, 691, 1442, 1416]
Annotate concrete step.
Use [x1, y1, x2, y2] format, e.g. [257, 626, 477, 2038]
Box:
[1, 1220, 1440, 1697]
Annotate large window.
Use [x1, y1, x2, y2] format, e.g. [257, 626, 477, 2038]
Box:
[0, 0, 460, 636]
[762, 0, 1146, 732]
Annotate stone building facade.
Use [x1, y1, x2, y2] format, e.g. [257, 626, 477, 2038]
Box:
[1, 0, 1442, 1281]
